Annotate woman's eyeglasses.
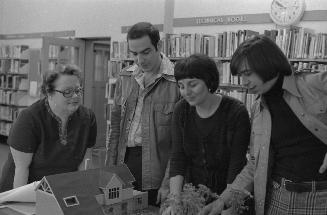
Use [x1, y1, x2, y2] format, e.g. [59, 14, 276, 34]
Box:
[54, 87, 83, 98]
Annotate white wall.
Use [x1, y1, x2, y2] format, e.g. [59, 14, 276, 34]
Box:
[0, 0, 165, 46]
[0, 1, 4, 31]
[173, 0, 327, 35]
[1, 0, 327, 45]
[174, 0, 327, 18]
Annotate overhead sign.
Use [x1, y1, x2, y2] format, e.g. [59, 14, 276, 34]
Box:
[121, 10, 327, 32]
[0, 30, 75, 40]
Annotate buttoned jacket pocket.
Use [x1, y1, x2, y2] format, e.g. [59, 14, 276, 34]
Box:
[153, 102, 175, 126]
[305, 99, 327, 125]
[308, 101, 326, 114]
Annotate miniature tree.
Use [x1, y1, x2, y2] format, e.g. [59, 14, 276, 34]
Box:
[160, 183, 253, 215]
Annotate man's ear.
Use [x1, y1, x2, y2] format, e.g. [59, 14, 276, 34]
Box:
[156, 40, 162, 52]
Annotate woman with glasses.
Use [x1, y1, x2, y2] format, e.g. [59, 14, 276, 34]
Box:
[0, 64, 97, 192]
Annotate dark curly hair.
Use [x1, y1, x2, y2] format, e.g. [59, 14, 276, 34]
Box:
[41, 64, 82, 96]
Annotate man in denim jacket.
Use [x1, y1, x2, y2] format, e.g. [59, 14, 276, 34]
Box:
[106, 22, 180, 206]
[201, 35, 327, 215]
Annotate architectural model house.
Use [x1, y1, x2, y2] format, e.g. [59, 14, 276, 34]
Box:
[35, 164, 148, 215]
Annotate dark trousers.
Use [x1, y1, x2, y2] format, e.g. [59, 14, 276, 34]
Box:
[124, 146, 158, 206]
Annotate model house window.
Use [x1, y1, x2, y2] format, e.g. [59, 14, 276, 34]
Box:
[63, 196, 80, 207]
[38, 180, 53, 194]
[108, 187, 120, 199]
[137, 197, 142, 205]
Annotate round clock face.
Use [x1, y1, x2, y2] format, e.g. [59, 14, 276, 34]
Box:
[270, 0, 306, 26]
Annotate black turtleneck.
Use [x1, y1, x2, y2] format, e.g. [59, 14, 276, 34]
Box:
[264, 75, 327, 182]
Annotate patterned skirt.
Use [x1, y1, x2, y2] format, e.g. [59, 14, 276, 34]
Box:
[265, 180, 327, 215]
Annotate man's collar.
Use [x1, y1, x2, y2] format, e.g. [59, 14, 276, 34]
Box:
[282, 74, 302, 97]
[131, 53, 175, 82]
[256, 74, 301, 111]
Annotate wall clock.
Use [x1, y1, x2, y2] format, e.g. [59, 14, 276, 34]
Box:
[270, 0, 306, 26]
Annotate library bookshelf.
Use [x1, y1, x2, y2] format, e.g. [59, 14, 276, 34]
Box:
[0, 45, 40, 136]
[108, 26, 327, 115]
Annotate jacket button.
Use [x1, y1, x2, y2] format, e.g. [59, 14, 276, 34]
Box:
[301, 113, 305, 117]
[315, 128, 319, 131]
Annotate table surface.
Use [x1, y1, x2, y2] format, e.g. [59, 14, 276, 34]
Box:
[0, 208, 23, 215]
[0, 205, 160, 215]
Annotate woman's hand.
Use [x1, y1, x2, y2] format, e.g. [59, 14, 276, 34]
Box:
[199, 198, 225, 215]
[157, 185, 170, 205]
[162, 205, 180, 215]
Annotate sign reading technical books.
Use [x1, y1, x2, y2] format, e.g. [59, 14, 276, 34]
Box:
[121, 10, 327, 33]
[173, 13, 272, 27]
[196, 16, 247, 24]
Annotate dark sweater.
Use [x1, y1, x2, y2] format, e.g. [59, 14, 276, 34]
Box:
[264, 75, 327, 182]
[169, 96, 251, 193]
[0, 98, 97, 192]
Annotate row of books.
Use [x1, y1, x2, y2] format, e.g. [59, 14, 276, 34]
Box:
[112, 27, 327, 60]
[218, 62, 243, 85]
[0, 90, 28, 106]
[106, 61, 133, 103]
[112, 41, 130, 59]
[265, 27, 327, 59]
[0, 76, 29, 90]
[48, 45, 61, 58]
[48, 45, 78, 64]
[292, 61, 327, 73]
[0, 121, 12, 136]
[0, 59, 29, 74]
[112, 30, 258, 59]
[108, 60, 133, 78]
[162, 30, 259, 58]
[108, 59, 243, 89]
[0, 106, 22, 122]
[219, 90, 256, 113]
[0, 45, 29, 59]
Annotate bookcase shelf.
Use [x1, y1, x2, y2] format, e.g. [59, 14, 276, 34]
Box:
[110, 26, 327, 114]
[219, 83, 246, 90]
[0, 103, 28, 107]
[169, 57, 232, 61]
[0, 88, 28, 91]
[0, 118, 13, 123]
[110, 58, 134, 62]
[289, 58, 327, 63]
[0, 45, 41, 137]
[0, 73, 28, 76]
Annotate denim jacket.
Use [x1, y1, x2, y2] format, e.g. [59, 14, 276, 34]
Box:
[106, 54, 180, 190]
[221, 72, 327, 214]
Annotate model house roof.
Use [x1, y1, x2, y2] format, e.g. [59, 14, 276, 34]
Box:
[102, 164, 135, 189]
[37, 164, 135, 215]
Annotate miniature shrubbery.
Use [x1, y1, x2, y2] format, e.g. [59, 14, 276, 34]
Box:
[160, 183, 253, 215]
